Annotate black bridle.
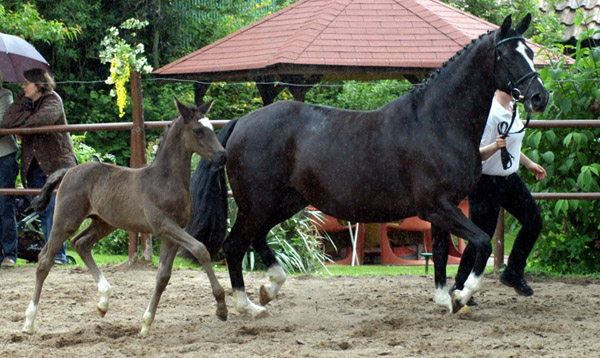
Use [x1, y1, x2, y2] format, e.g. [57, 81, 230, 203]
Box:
[494, 35, 540, 169]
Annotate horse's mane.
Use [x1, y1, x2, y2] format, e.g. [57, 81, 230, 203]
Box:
[410, 30, 495, 96]
[153, 119, 175, 159]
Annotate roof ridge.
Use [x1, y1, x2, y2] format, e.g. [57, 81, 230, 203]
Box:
[394, 0, 493, 46]
[270, 0, 352, 65]
[156, 0, 310, 72]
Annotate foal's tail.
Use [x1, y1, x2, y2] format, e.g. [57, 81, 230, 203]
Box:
[30, 168, 70, 212]
[185, 118, 239, 259]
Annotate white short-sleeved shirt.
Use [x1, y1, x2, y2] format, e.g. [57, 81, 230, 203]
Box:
[480, 98, 525, 176]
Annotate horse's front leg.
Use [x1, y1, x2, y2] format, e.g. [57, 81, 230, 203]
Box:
[425, 201, 491, 313]
[140, 240, 178, 337]
[252, 236, 286, 306]
[431, 226, 452, 313]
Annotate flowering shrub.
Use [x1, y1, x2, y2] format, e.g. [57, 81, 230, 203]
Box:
[99, 18, 153, 117]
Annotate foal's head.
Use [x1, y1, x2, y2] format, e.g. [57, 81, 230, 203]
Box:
[493, 14, 549, 112]
[174, 97, 227, 167]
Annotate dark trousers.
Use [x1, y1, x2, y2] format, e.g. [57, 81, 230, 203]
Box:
[455, 173, 542, 288]
[0, 152, 18, 261]
[26, 159, 67, 262]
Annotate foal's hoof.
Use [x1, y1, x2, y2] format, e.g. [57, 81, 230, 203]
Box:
[259, 285, 273, 306]
[97, 307, 108, 317]
[254, 309, 271, 319]
[216, 309, 228, 322]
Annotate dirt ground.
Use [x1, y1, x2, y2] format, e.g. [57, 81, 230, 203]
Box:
[1, 262, 599, 358]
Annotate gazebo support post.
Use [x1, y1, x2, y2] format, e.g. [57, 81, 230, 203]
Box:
[281, 74, 322, 102]
[256, 75, 284, 105]
[194, 82, 211, 105]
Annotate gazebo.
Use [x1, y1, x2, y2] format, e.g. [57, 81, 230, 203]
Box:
[154, 0, 544, 105]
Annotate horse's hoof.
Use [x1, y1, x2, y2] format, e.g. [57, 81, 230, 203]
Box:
[259, 285, 273, 306]
[97, 307, 107, 317]
[254, 309, 271, 320]
[451, 296, 465, 314]
[22, 324, 34, 335]
[216, 310, 228, 322]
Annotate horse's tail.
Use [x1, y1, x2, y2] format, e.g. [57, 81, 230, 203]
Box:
[185, 118, 239, 260]
[30, 168, 70, 212]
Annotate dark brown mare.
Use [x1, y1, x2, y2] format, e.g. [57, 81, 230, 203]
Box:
[23, 99, 228, 336]
[188, 15, 549, 317]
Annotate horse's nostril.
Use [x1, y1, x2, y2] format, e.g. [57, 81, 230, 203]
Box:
[211, 151, 227, 167]
[531, 92, 548, 111]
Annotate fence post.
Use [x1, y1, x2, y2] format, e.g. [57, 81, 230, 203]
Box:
[128, 71, 152, 264]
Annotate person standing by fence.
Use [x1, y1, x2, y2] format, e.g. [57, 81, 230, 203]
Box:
[0, 71, 18, 268]
[2, 68, 77, 265]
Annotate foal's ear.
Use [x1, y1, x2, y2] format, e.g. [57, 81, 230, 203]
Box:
[197, 99, 214, 115]
[515, 13, 532, 35]
[174, 97, 193, 120]
[500, 15, 512, 38]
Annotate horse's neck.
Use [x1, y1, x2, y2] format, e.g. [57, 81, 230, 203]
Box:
[151, 125, 192, 186]
[418, 36, 497, 135]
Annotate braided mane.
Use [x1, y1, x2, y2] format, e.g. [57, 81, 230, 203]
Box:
[411, 30, 495, 95]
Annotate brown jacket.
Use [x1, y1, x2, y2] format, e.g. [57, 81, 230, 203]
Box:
[3, 91, 77, 181]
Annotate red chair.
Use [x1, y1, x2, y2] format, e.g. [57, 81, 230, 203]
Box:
[308, 207, 366, 265]
[378, 200, 469, 265]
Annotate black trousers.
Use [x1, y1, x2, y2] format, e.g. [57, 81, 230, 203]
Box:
[455, 173, 542, 288]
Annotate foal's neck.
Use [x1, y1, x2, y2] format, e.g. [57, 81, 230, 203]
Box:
[152, 119, 192, 185]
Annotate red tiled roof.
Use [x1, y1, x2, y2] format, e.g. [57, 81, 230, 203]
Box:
[154, 0, 543, 81]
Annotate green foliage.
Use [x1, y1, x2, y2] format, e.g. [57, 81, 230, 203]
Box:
[0, 3, 80, 43]
[241, 209, 333, 275]
[440, 0, 563, 45]
[522, 20, 600, 274]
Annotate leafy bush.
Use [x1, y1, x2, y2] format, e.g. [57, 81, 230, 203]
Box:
[524, 18, 600, 274]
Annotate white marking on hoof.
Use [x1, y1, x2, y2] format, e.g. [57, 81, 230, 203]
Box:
[97, 274, 112, 317]
[140, 307, 153, 337]
[233, 289, 269, 318]
[260, 265, 286, 306]
[455, 272, 483, 306]
[23, 301, 38, 334]
[433, 286, 452, 314]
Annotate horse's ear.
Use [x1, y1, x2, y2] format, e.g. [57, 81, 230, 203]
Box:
[198, 99, 214, 115]
[174, 97, 193, 120]
[499, 15, 512, 38]
[515, 13, 532, 35]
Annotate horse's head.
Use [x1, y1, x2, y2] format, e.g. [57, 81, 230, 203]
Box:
[494, 14, 549, 112]
[174, 97, 227, 167]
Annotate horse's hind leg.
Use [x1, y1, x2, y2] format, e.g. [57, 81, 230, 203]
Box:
[140, 240, 178, 337]
[70, 219, 116, 317]
[253, 237, 286, 306]
[23, 208, 83, 334]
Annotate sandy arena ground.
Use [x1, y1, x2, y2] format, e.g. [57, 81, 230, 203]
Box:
[1, 262, 599, 358]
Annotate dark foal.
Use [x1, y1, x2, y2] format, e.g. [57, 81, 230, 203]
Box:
[23, 98, 228, 336]
[188, 14, 548, 317]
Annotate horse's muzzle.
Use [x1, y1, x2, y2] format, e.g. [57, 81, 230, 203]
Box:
[530, 90, 549, 112]
[211, 150, 227, 168]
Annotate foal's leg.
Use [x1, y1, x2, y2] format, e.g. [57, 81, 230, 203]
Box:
[70, 220, 116, 317]
[155, 220, 227, 322]
[23, 207, 84, 334]
[140, 240, 178, 337]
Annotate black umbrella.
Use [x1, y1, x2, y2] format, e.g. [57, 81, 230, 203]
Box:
[0, 32, 50, 83]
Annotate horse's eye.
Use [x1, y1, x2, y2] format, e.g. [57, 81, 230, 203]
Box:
[193, 128, 205, 138]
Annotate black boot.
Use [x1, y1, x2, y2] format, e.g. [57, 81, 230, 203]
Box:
[500, 270, 533, 296]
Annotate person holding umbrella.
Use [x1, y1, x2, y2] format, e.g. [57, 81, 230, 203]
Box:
[3, 68, 77, 265]
[0, 70, 18, 268]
